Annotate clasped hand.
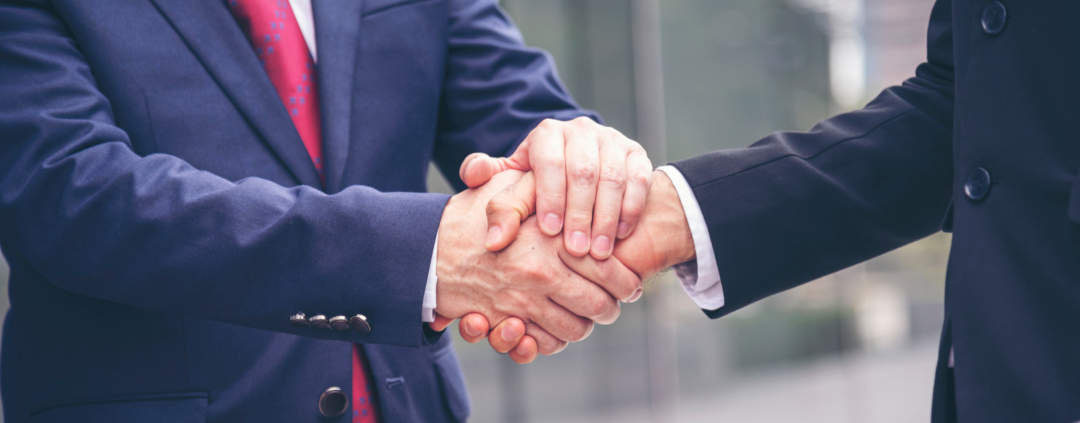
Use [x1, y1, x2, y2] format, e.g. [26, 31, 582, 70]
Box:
[430, 117, 695, 363]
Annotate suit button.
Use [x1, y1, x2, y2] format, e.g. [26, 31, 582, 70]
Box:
[350, 314, 372, 334]
[318, 387, 349, 418]
[964, 167, 991, 201]
[309, 314, 330, 330]
[982, 1, 1007, 35]
[329, 315, 351, 331]
[290, 312, 309, 327]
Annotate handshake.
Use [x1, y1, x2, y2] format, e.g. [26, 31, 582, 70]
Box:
[428, 117, 696, 363]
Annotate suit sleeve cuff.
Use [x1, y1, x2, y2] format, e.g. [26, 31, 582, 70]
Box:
[422, 231, 438, 323]
[656, 166, 725, 311]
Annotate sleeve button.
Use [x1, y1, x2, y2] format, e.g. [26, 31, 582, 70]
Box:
[309, 314, 330, 330]
[329, 315, 351, 331]
[349, 314, 371, 334]
[290, 312, 309, 327]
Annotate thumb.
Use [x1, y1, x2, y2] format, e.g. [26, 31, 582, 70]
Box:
[485, 172, 537, 251]
[427, 312, 455, 332]
[460, 153, 525, 189]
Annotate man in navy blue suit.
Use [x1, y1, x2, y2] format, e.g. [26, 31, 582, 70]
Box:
[0, 0, 654, 422]
[466, 0, 1080, 421]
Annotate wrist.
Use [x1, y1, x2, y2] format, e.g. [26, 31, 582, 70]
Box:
[650, 170, 696, 268]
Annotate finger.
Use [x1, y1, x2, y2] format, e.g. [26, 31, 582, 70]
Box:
[547, 268, 623, 324]
[589, 132, 630, 259]
[560, 248, 643, 303]
[509, 335, 539, 364]
[460, 153, 496, 188]
[487, 317, 527, 354]
[527, 120, 567, 236]
[562, 120, 601, 256]
[457, 313, 491, 344]
[428, 312, 455, 332]
[460, 153, 522, 189]
[485, 172, 537, 252]
[531, 296, 598, 342]
[618, 146, 653, 239]
[524, 321, 568, 356]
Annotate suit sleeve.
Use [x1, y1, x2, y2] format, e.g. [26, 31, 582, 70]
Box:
[431, 0, 600, 191]
[671, 0, 956, 319]
[0, 0, 443, 347]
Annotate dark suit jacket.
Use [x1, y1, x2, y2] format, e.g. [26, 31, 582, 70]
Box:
[0, 0, 595, 421]
[672, 0, 1080, 421]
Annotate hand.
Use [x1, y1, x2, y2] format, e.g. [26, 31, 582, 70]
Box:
[456, 171, 695, 362]
[431, 170, 644, 356]
[459, 117, 653, 260]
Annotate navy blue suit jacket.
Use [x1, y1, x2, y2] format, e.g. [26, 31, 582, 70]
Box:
[0, 0, 595, 421]
[672, 0, 1080, 421]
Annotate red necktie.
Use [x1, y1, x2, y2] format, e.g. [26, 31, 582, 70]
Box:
[228, 3, 378, 422]
[229, 0, 323, 178]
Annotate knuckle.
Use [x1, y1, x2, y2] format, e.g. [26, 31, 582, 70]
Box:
[586, 295, 613, 320]
[596, 258, 619, 282]
[593, 213, 619, 230]
[571, 116, 595, 127]
[537, 118, 560, 131]
[621, 203, 644, 220]
[570, 320, 594, 342]
[538, 190, 565, 207]
[566, 211, 593, 227]
[598, 166, 626, 190]
[537, 154, 564, 172]
[629, 168, 651, 187]
[571, 161, 598, 185]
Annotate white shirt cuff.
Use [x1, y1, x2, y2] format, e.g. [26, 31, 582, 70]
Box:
[421, 232, 438, 323]
[656, 166, 724, 311]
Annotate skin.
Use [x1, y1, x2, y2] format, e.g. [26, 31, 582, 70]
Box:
[449, 171, 696, 363]
[432, 170, 644, 355]
[459, 117, 653, 260]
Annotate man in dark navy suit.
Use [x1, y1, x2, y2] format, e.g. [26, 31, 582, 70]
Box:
[0, 0, 654, 422]
[468, 0, 1080, 421]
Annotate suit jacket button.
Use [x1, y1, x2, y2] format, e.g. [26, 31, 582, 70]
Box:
[309, 314, 330, 330]
[318, 387, 348, 418]
[329, 315, 351, 331]
[290, 312, 309, 327]
[350, 314, 372, 334]
[964, 167, 992, 201]
[982, 1, 1007, 35]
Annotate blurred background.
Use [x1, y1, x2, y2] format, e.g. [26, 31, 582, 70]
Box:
[0, 0, 943, 422]
[429, 0, 947, 422]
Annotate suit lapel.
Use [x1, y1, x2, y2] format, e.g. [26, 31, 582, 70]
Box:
[150, 0, 324, 188]
[312, 0, 363, 194]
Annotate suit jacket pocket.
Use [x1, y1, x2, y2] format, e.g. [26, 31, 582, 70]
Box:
[32, 392, 208, 423]
[362, 0, 439, 17]
[432, 347, 471, 422]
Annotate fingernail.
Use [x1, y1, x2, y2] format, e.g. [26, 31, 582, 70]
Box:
[485, 226, 502, 248]
[628, 288, 643, 303]
[463, 320, 481, 337]
[592, 236, 611, 256]
[516, 343, 532, 357]
[617, 222, 631, 239]
[501, 324, 520, 341]
[569, 231, 589, 254]
[542, 213, 562, 234]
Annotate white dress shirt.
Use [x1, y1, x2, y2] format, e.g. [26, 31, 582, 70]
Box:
[286, 0, 441, 323]
[656, 166, 725, 310]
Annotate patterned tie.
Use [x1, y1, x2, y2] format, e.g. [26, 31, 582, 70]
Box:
[228, 2, 378, 422]
[228, 0, 323, 178]
[352, 345, 380, 423]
